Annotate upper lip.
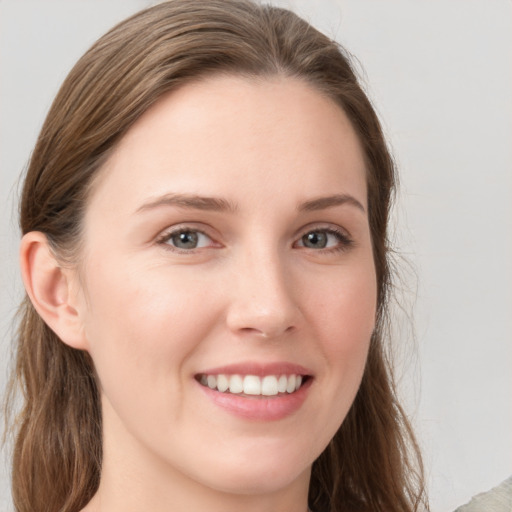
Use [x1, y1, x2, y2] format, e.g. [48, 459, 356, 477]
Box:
[196, 361, 313, 377]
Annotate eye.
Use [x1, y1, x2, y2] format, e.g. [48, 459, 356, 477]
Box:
[158, 228, 215, 251]
[295, 228, 353, 251]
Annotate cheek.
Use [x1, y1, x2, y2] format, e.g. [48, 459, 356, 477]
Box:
[79, 261, 230, 453]
[80, 260, 220, 390]
[287, 262, 376, 464]
[312, 262, 377, 350]
[308, 261, 376, 402]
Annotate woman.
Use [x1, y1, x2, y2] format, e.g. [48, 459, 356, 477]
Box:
[6, 1, 427, 511]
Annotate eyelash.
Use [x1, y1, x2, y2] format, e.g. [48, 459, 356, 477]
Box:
[156, 226, 354, 254]
[156, 227, 217, 253]
[295, 227, 354, 253]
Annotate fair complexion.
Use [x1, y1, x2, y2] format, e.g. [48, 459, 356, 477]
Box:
[21, 75, 377, 512]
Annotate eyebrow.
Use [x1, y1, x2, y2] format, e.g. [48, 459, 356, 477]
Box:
[136, 192, 365, 215]
[136, 193, 238, 214]
[298, 194, 366, 213]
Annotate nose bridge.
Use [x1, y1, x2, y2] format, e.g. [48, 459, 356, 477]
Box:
[226, 240, 299, 338]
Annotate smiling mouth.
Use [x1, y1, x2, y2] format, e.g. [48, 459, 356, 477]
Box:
[196, 373, 309, 397]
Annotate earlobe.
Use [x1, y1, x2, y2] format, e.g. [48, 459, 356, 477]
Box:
[20, 231, 88, 350]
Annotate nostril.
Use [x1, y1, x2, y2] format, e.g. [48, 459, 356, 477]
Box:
[238, 325, 295, 339]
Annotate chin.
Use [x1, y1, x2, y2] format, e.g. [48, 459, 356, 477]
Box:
[190, 442, 314, 496]
[209, 464, 310, 496]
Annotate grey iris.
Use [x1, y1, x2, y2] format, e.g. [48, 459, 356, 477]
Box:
[302, 231, 327, 248]
[172, 231, 199, 249]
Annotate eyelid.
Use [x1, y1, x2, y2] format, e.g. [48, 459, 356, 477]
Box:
[155, 223, 221, 252]
[154, 222, 354, 253]
[293, 224, 354, 251]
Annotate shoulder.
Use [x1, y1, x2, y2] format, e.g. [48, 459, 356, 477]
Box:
[454, 476, 512, 512]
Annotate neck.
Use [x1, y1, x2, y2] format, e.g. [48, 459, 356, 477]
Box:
[84, 466, 311, 512]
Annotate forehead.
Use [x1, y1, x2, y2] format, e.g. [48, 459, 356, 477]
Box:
[88, 74, 368, 217]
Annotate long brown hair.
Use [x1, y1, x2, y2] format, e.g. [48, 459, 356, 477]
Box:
[5, 1, 428, 511]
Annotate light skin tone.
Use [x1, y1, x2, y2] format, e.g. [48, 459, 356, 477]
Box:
[21, 75, 377, 512]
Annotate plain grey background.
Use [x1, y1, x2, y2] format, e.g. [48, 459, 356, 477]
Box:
[1, 1, 511, 510]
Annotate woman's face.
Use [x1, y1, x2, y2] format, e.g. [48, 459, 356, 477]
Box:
[76, 75, 377, 497]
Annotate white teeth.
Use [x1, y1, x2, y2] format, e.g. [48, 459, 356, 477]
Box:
[217, 374, 229, 392]
[243, 375, 261, 395]
[286, 374, 296, 393]
[207, 375, 217, 389]
[228, 374, 243, 394]
[277, 375, 288, 393]
[200, 373, 304, 396]
[261, 376, 278, 396]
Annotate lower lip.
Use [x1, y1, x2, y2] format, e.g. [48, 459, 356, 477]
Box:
[197, 378, 312, 421]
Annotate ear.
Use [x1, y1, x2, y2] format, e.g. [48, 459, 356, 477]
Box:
[20, 231, 88, 350]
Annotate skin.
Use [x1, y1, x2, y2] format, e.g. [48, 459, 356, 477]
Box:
[21, 75, 377, 512]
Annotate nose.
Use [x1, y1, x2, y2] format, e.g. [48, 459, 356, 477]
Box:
[225, 249, 301, 339]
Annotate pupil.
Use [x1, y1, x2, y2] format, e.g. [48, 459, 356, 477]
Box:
[173, 231, 198, 249]
[304, 231, 327, 248]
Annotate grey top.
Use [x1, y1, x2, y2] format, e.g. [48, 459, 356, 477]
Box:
[454, 476, 512, 512]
